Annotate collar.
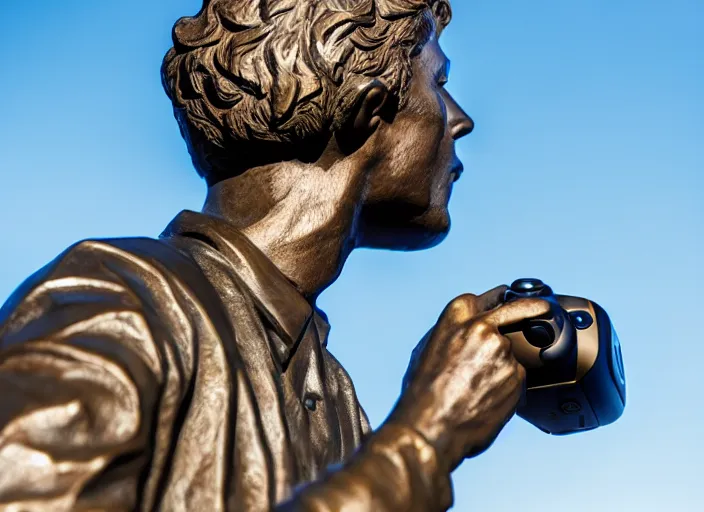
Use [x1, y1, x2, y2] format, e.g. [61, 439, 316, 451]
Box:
[160, 210, 319, 366]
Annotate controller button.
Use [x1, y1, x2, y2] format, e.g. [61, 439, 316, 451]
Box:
[507, 278, 554, 299]
[570, 310, 594, 330]
[561, 401, 582, 414]
[510, 278, 545, 293]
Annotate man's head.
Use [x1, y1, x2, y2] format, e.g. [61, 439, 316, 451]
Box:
[163, 0, 473, 251]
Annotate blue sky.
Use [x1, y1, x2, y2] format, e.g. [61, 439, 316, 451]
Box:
[0, 1, 702, 510]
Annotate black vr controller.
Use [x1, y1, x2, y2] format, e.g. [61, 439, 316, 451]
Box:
[501, 278, 626, 435]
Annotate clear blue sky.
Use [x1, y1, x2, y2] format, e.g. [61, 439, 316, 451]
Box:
[0, 1, 701, 510]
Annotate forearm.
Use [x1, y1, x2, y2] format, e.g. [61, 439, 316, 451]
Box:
[278, 423, 453, 512]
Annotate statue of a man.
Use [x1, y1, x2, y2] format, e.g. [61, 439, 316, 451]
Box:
[0, 1, 549, 510]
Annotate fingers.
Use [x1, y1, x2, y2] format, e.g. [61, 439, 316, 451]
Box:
[437, 285, 509, 328]
[481, 298, 552, 328]
[475, 285, 509, 313]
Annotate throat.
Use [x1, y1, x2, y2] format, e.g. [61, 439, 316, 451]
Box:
[202, 163, 362, 301]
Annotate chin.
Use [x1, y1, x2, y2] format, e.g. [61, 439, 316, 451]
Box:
[361, 206, 451, 251]
[403, 207, 452, 250]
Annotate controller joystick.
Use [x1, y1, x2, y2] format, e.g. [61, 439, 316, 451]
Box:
[505, 279, 557, 348]
[506, 278, 553, 298]
[501, 279, 577, 369]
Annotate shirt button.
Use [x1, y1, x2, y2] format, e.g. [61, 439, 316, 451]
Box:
[303, 396, 318, 412]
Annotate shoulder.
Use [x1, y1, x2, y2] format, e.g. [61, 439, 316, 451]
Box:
[1, 237, 177, 317]
[47, 236, 191, 280]
[0, 236, 201, 341]
[6, 236, 180, 285]
[0, 236, 213, 389]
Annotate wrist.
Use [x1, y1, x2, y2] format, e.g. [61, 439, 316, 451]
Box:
[371, 422, 454, 510]
[388, 386, 451, 470]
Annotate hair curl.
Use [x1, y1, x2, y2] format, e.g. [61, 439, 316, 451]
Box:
[162, 0, 452, 183]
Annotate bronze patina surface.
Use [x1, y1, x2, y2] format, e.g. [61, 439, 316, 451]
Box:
[0, 1, 551, 510]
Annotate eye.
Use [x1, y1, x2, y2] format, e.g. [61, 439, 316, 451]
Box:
[436, 59, 451, 88]
[435, 67, 449, 88]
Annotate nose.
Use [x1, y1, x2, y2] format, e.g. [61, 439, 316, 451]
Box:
[445, 90, 474, 140]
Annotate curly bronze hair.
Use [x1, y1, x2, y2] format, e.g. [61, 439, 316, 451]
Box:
[162, 0, 452, 184]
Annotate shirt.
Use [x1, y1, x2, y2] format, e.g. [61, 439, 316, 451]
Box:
[0, 210, 453, 511]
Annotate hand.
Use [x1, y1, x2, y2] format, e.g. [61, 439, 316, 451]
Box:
[388, 285, 551, 471]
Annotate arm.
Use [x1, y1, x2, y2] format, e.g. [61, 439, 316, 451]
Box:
[278, 423, 452, 511]
[280, 288, 551, 512]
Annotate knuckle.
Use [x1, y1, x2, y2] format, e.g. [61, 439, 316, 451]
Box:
[491, 335, 514, 360]
[453, 293, 477, 305]
[497, 336, 513, 359]
[483, 333, 506, 356]
[447, 293, 476, 312]
[443, 294, 478, 324]
[468, 319, 492, 339]
[498, 339, 514, 360]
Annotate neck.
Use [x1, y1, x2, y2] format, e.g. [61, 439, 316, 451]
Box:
[202, 159, 366, 302]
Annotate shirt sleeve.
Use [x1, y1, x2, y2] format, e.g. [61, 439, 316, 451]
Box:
[0, 239, 453, 512]
[278, 423, 454, 512]
[0, 240, 175, 511]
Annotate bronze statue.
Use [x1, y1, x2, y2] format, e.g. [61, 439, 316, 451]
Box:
[0, 1, 555, 510]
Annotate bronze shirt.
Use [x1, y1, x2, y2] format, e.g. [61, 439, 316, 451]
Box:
[0, 211, 453, 511]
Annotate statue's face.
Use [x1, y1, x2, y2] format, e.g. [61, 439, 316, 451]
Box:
[359, 36, 473, 251]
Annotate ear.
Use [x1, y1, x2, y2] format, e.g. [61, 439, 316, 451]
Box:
[336, 81, 394, 155]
